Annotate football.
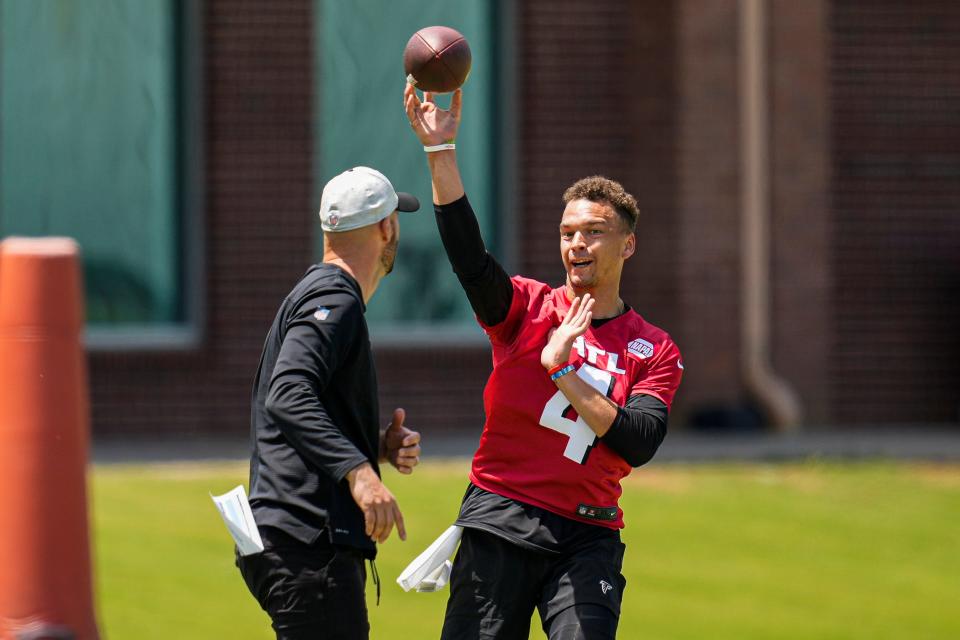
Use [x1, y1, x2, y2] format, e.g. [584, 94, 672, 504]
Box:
[403, 26, 472, 93]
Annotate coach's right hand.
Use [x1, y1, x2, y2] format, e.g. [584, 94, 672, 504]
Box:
[346, 462, 406, 543]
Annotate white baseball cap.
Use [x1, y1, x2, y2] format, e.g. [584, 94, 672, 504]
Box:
[319, 166, 419, 232]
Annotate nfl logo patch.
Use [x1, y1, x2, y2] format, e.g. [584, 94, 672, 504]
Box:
[627, 338, 655, 359]
[313, 306, 330, 321]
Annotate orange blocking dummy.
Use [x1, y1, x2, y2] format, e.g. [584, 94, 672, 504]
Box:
[0, 238, 99, 640]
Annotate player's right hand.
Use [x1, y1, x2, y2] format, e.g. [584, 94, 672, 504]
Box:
[404, 83, 461, 147]
[346, 462, 406, 543]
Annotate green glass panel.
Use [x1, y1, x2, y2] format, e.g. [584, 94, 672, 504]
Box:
[316, 0, 495, 330]
[0, 0, 179, 325]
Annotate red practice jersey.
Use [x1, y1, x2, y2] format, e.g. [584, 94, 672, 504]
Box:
[471, 276, 683, 529]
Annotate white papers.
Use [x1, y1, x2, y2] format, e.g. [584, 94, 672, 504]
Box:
[210, 485, 264, 556]
[415, 559, 453, 592]
[397, 525, 463, 592]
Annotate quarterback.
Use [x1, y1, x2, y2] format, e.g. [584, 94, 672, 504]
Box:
[405, 85, 683, 639]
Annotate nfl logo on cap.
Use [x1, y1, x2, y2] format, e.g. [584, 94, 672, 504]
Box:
[318, 167, 419, 233]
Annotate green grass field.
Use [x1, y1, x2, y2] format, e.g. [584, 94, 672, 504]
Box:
[92, 460, 960, 639]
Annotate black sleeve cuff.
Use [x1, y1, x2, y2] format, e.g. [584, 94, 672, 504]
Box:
[601, 396, 669, 467]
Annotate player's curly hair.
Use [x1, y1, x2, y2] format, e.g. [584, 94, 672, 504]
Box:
[562, 176, 639, 233]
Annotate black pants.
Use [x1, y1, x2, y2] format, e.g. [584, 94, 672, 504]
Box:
[236, 528, 369, 640]
[441, 528, 627, 640]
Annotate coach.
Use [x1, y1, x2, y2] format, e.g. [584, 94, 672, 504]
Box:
[237, 167, 422, 640]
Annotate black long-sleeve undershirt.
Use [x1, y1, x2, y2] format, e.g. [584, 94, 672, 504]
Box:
[435, 195, 668, 467]
[610, 394, 669, 467]
[434, 195, 513, 326]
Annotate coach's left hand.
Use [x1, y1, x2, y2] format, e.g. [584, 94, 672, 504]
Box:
[380, 408, 421, 474]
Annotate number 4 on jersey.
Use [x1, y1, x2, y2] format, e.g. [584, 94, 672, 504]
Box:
[538, 364, 614, 464]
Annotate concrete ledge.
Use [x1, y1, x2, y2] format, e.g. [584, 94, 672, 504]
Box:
[92, 427, 960, 465]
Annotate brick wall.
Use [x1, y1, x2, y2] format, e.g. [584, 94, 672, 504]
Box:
[89, 0, 314, 437]
[829, 0, 960, 423]
[87, 0, 959, 438]
[674, 0, 745, 418]
[770, 0, 832, 424]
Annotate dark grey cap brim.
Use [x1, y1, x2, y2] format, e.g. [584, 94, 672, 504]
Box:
[396, 192, 420, 212]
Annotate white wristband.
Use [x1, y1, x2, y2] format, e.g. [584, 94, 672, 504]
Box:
[424, 142, 456, 153]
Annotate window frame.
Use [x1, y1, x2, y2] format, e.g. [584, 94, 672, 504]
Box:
[84, 0, 205, 352]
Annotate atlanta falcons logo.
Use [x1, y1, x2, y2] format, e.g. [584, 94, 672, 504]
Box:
[600, 580, 614, 595]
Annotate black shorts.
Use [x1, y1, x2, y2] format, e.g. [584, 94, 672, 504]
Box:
[441, 527, 627, 640]
[236, 527, 369, 640]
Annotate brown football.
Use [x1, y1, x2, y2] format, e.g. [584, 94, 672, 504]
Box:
[403, 26, 472, 93]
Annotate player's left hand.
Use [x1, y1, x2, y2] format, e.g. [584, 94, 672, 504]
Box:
[380, 408, 421, 474]
[541, 294, 595, 371]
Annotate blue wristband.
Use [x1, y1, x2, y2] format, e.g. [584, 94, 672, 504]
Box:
[550, 364, 576, 381]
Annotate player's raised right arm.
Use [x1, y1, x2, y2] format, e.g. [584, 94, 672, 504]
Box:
[404, 84, 514, 327]
[404, 84, 464, 204]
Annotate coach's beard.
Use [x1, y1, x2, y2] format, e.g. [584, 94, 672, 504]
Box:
[381, 236, 398, 275]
